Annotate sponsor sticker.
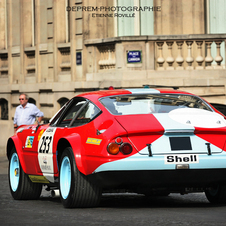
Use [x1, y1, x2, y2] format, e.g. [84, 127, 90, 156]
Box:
[25, 136, 34, 148]
[164, 154, 199, 164]
[86, 137, 102, 145]
[37, 129, 45, 141]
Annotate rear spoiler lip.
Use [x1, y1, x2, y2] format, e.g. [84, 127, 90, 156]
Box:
[164, 129, 195, 135]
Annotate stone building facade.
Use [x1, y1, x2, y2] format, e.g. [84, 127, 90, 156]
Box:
[0, 0, 226, 155]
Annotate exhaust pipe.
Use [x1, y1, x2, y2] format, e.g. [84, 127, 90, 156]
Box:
[51, 189, 60, 198]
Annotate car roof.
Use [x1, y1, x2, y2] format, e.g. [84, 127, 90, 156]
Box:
[77, 88, 192, 100]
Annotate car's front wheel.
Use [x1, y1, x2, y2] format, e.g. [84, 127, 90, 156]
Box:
[205, 184, 226, 204]
[59, 147, 101, 208]
[8, 148, 42, 200]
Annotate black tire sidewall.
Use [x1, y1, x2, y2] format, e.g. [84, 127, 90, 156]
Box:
[8, 147, 42, 200]
[205, 185, 226, 204]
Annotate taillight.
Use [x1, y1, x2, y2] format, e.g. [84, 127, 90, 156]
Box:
[120, 143, 132, 155]
[107, 143, 120, 155]
[115, 137, 123, 144]
[107, 139, 133, 155]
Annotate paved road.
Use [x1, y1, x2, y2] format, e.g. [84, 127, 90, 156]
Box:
[0, 155, 7, 175]
[1, 156, 226, 226]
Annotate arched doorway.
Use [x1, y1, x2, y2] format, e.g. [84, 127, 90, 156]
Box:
[28, 97, 36, 105]
[0, 98, 8, 120]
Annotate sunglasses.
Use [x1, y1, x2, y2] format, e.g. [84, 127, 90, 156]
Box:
[19, 98, 25, 100]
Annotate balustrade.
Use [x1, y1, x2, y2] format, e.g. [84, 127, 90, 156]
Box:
[155, 39, 225, 70]
[85, 34, 226, 72]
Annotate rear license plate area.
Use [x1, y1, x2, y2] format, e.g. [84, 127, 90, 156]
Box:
[169, 137, 192, 150]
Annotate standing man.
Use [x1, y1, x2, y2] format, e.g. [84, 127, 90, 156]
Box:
[14, 93, 44, 134]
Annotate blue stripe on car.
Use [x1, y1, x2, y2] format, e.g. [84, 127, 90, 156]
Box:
[94, 151, 226, 173]
[126, 89, 160, 94]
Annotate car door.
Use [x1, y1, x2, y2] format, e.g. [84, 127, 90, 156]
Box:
[35, 98, 89, 181]
[67, 100, 106, 173]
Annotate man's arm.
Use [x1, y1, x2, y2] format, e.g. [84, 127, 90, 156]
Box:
[14, 124, 18, 135]
[37, 116, 43, 124]
[32, 104, 44, 124]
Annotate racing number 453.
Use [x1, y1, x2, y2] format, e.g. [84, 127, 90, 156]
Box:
[39, 136, 52, 153]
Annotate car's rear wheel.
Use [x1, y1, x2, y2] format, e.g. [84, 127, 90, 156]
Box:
[8, 148, 42, 200]
[59, 147, 102, 208]
[205, 184, 226, 204]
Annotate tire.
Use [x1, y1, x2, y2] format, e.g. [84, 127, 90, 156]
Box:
[8, 148, 42, 200]
[205, 184, 226, 204]
[59, 147, 102, 208]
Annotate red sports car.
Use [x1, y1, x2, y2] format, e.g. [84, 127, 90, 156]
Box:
[7, 88, 226, 208]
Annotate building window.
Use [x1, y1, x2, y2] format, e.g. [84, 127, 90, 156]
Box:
[140, 0, 154, 35]
[25, 50, 36, 75]
[0, 53, 8, 77]
[207, 0, 226, 66]
[0, 98, 8, 120]
[117, 0, 154, 36]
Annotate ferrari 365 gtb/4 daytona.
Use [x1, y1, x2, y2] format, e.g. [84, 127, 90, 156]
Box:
[7, 88, 226, 207]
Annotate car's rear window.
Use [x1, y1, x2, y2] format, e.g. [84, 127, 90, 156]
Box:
[100, 94, 212, 115]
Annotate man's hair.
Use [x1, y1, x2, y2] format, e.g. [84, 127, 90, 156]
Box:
[20, 93, 29, 100]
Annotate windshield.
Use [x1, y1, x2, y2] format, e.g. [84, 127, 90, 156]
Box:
[100, 94, 212, 115]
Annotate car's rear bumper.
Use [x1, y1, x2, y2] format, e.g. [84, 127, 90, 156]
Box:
[90, 152, 226, 190]
[90, 168, 226, 191]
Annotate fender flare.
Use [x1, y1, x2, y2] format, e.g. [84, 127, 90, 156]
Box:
[6, 137, 27, 173]
[57, 133, 87, 175]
